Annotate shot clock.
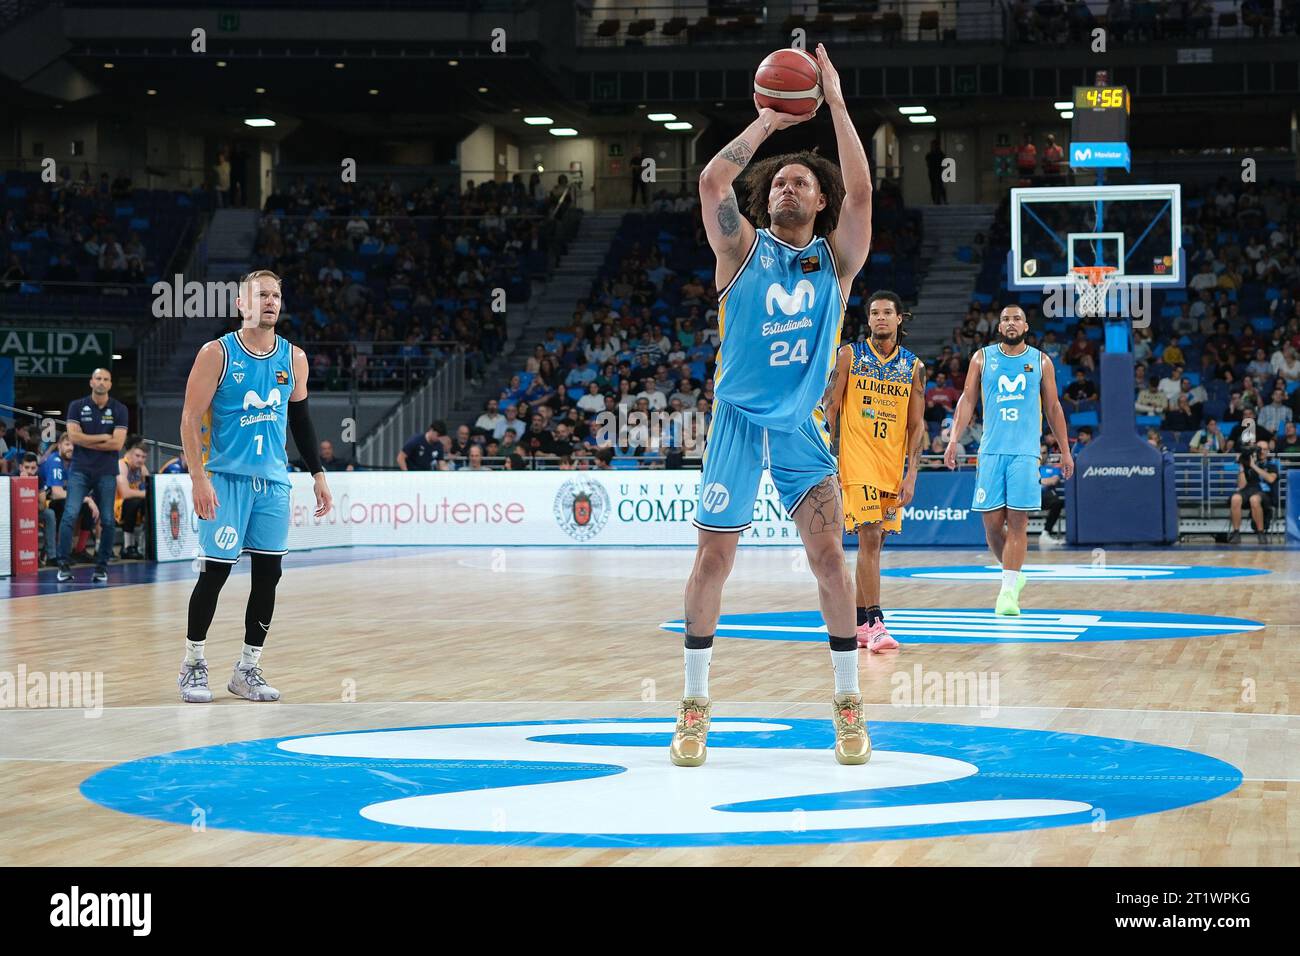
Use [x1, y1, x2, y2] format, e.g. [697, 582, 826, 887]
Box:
[1069, 85, 1131, 171]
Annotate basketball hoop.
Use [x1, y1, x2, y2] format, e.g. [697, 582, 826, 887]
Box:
[1070, 266, 1120, 318]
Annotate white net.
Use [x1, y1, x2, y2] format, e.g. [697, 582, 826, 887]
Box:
[1071, 268, 1120, 318]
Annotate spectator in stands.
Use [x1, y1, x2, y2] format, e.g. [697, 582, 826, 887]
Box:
[1272, 344, 1300, 383]
[1163, 395, 1199, 432]
[1065, 329, 1097, 371]
[115, 440, 149, 559]
[576, 382, 606, 415]
[1227, 444, 1279, 542]
[1157, 364, 1185, 406]
[1258, 386, 1293, 435]
[159, 451, 188, 473]
[925, 370, 960, 424]
[1190, 418, 1225, 454]
[1278, 421, 1300, 455]
[1038, 444, 1065, 544]
[462, 445, 489, 472]
[317, 440, 353, 472]
[97, 234, 127, 280]
[213, 150, 231, 207]
[1247, 347, 1273, 380]
[1146, 428, 1167, 452]
[1071, 425, 1093, 456]
[1227, 409, 1271, 452]
[1135, 375, 1167, 416]
[474, 399, 504, 436]
[397, 421, 449, 471]
[1064, 369, 1099, 410]
[37, 434, 74, 565]
[449, 424, 473, 460]
[495, 405, 526, 441]
[1016, 133, 1038, 179]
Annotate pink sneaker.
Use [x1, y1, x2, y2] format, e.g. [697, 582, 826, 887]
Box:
[856, 619, 900, 653]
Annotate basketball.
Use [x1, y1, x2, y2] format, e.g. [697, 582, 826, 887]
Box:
[754, 48, 823, 115]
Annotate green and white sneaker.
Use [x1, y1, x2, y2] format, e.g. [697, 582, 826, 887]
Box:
[996, 572, 1025, 616]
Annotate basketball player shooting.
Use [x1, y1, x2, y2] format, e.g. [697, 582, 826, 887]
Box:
[825, 291, 926, 653]
[176, 270, 333, 703]
[944, 305, 1072, 615]
[672, 44, 874, 767]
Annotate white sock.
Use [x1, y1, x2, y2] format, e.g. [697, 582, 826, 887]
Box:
[831, 649, 860, 695]
[684, 646, 711, 698]
[239, 644, 263, 669]
[185, 640, 205, 665]
[1001, 569, 1019, 590]
[124, 531, 134, 548]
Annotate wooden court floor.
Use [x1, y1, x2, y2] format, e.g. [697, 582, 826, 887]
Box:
[2, 545, 1296, 866]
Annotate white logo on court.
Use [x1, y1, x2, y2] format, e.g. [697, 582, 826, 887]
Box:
[702, 482, 731, 513]
[765, 279, 815, 317]
[242, 388, 282, 410]
[975, 488, 987, 504]
[997, 374, 1026, 393]
[214, 526, 238, 550]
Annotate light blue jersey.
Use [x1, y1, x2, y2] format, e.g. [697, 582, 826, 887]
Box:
[714, 228, 845, 432]
[203, 330, 294, 486]
[979, 344, 1043, 458]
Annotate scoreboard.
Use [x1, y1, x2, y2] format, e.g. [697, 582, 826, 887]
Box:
[1069, 85, 1131, 171]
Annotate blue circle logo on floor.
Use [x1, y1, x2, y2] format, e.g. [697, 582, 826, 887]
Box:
[80, 719, 1240, 847]
[882, 563, 1269, 582]
[659, 609, 1263, 644]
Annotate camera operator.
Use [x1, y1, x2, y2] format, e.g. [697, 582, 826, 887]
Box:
[1227, 443, 1279, 542]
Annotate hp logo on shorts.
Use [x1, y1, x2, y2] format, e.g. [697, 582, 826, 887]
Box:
[214, 525, 239, 550]
[702, 482, 731, 513]
[975, 488, 987, 504]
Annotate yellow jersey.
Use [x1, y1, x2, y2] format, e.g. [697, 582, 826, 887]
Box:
[114, 456, 147, 522]
[838, 340, 920, 490]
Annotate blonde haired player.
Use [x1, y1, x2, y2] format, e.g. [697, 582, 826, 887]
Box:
[825, 291, 925, 651]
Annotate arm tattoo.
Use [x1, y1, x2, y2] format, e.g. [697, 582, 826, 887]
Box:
[720, 139, 754, 168]
[716, 194, 741, 237]
[821, 366, 840, 408]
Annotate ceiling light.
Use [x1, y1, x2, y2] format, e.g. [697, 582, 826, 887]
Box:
[255, 87, 266, 93]
[216, 61, 226, 67]
[908, 115, 937, 124]
[448, 59, 459, 66]
[244, 118, 276, 128]
[1060, 111, 1074, 119]
[1054, 101, 1073, 110]
[523, 116, 553, 125]
[549, 128, 578, 136]
[102, 62, 114, 69]
[368, 88, 379, 95]
[334, 62, 345, 69]
[146, 89, 157, 96]
[898, 106, 927, 115]
[664, 122, 693, 130]
[478, 86, 488, 93]
[647, 112, 677, 121]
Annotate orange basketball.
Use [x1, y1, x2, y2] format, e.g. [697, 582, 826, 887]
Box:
[754, 48, 822, 115]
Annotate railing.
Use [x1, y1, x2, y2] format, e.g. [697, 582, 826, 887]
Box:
[267, 168, 584, 205]
[0, 156, 212, 192]
[295, 340, 462, 394]
[1172, 452, 1295, 518]
[354, 352, 466, 468]
[576, 1, 1010, 47]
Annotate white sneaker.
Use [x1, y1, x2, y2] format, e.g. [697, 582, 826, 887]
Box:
[1038, 530, 1061, 548]
[178, 660, 214, 703]
[228, 664, 280, 701]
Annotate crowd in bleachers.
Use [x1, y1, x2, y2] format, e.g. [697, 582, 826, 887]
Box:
[246, 175, 572, 390]
[0, 167, 210, 308]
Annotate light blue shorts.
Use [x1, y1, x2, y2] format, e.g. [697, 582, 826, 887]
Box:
[694, 399, 837, 533]
[198, 472, 291, 562]
[972, 453, 1041, 512]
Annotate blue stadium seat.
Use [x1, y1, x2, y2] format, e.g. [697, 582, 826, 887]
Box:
[1069, 410, 1099, 428]
[1136, 414, 1163, 428]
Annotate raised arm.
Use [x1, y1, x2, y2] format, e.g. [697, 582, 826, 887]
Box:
[944, 350, 984, 469]
[817, 44, 872, 283]
[699, 101, 812, 291]
[1039, 355, 1074, 479]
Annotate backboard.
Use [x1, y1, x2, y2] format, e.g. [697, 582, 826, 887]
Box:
[1007, 183, 1183, 289]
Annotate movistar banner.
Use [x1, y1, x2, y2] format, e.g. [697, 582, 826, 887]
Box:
[1068, 142, 1131, 171]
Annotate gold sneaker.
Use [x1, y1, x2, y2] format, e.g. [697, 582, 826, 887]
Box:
[832, 693, 872, 765]
[669, 697, 712, 767]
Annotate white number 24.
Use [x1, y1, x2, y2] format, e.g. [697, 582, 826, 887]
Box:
[770, 339, 809, 366]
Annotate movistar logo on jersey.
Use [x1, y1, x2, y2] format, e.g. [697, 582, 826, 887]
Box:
[243, 388, 282, 410]
[997, 373, 1026, 393]
[765, 279, 815, 316]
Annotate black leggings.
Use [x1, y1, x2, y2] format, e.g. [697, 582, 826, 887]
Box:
[186, 553, 284, 645]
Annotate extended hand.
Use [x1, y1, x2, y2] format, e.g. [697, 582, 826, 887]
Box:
[814, 43, 844, 108]
[943, 441, 960, 470]
[313, 473, 333, 518]
[1059, 451, 1075, 480]
[898, 474, 917, 507]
